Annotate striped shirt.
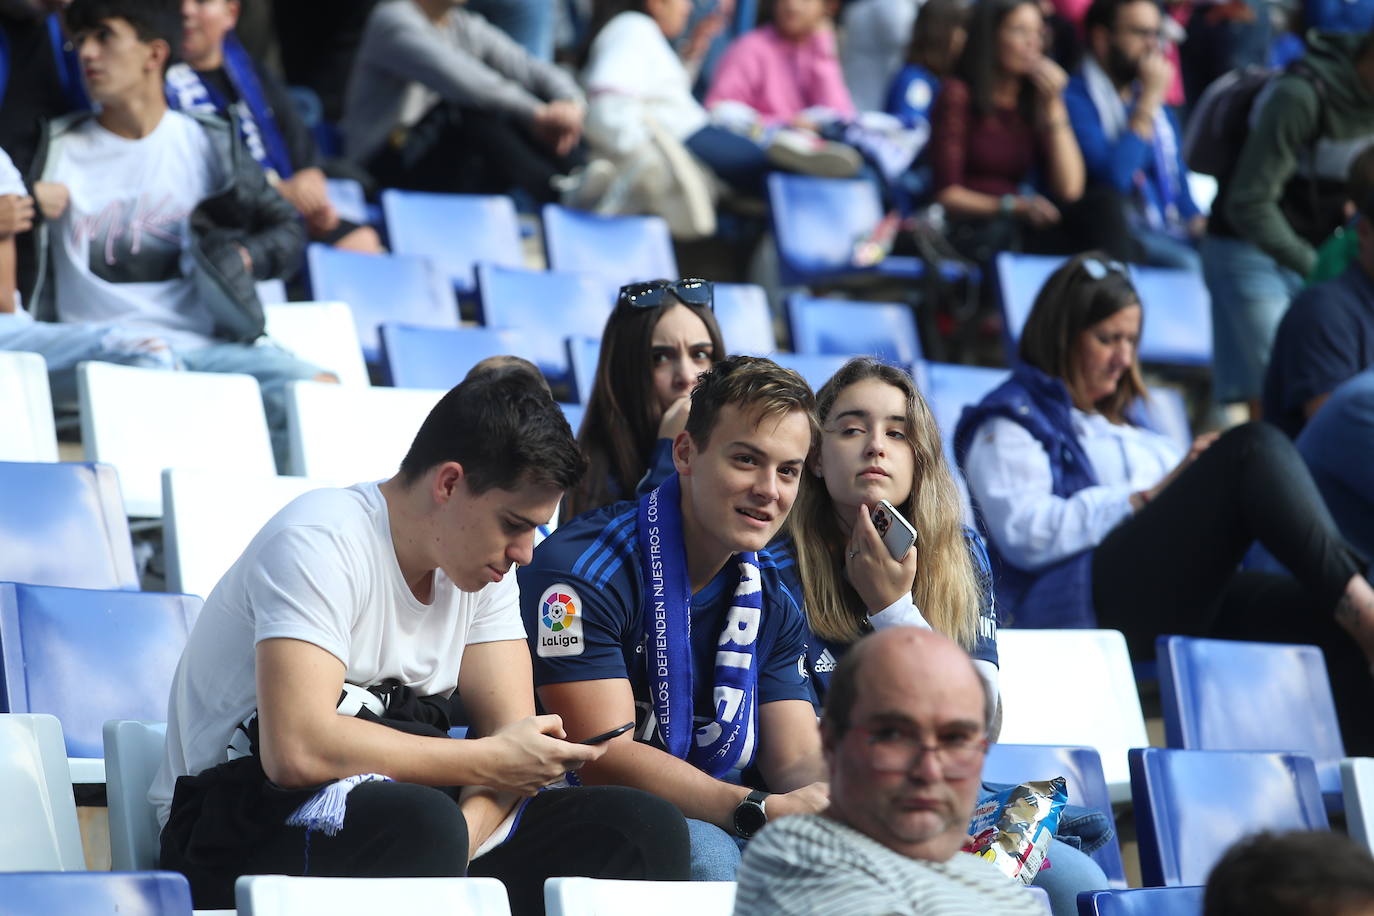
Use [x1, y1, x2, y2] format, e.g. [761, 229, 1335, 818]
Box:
[733, 814, 1040, 916]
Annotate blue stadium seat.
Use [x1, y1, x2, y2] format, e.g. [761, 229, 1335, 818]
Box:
[995, 253, 1213, 367]
[713, 282, 776, 355]
[0, 870, 194, 915]
[477, 264, 614, 397]
[1138, 386, 1192, 452]
[381, 191, 523, 296]
[1129, 747, 1328, 886]
[0, 583, 199, 779]
[770, 353, 853, 393]
[767, 173, 968, 288]
[568, 336, 602, 406]
[0, 461, 138, 590]
[982, 743, 1126, 887]
[379, 324, 523, 390]
[1157, 636, 1345, 806]
[541, 205, 677, 302]
[559, 402, 585, 436]
[786, 295, 922, 364]
[1077, 886, 1205, 916]
[919, 362, 1010, 452]
[1130, 266, 1212, 367]
[306, 245, 459, 364]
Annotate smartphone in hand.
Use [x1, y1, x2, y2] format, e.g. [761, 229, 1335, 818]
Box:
[872, 499, 918, 561]
[581, 722, 634, 745]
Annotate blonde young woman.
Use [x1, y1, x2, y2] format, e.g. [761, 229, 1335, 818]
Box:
[771, 357, 1111, 916]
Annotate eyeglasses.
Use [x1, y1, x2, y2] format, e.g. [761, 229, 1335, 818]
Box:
[617, 278, 714, 310]
[1081, 257, 1128, 281]
[853, 724, 988, 777]
[1117, 24, 1162, 41]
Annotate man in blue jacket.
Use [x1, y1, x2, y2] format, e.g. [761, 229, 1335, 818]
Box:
[1064, 0, 1203, 270]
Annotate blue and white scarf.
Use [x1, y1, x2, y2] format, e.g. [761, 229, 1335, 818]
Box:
[165, 32, 294, 181]
[637, 474, 762, 778]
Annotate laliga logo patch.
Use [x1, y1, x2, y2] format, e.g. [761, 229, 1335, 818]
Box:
[537, 584, 584, 657]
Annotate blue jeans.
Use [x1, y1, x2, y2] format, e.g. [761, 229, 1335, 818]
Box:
[686, 818, 744, 881]
[684, 125, 771, 198]
[0, 313, 325, 471]
[465, 0, 554, 60]
[1297, 368, 1374, 569]
[1200, 234, 1302, 403]
[1135, 226, 1202, 272]
[1035, 839, 1110, 916]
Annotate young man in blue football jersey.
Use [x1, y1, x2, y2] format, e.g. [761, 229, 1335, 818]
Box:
[518, 355, 830, 880]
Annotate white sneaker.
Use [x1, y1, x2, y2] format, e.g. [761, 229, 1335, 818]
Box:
[554, 159, 618, 210]
[765, 129, 863, 179]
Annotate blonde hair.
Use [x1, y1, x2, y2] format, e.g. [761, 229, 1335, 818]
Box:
[790, 359, 979, 649]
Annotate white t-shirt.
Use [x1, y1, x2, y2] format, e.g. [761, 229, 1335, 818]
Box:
[150, 481, 528, 827]
[0, 147, 23, 195]
[43, 110, 220, 351]
[963, 409, 1183, 571]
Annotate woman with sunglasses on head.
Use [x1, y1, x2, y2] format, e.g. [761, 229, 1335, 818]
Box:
[955, 252, 1374, 753]
[562, 278, 725, 521]
[772, 356, 1113, 916]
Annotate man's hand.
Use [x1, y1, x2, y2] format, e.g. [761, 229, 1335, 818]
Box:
[475, 714, 607, 796]
[0, 194, 35, 237]
[764, 781, 830, 820]
[33, 182, 69, 221]
[532, 101, 585, 157]
[1138, 50, 1172, 101]
[277, 168, 340, 234]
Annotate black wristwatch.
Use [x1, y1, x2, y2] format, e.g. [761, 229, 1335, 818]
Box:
[733, 789, 770, 838]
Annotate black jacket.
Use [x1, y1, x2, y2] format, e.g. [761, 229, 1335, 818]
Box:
[23, 108, 304, 343]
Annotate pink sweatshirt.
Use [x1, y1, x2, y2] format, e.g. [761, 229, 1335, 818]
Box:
[705, 24, 856, 125]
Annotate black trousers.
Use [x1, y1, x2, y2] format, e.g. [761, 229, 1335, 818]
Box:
[164, 781, 690, 914]
[367, 102, 584, 204]
[1090, 422, 1373, 751]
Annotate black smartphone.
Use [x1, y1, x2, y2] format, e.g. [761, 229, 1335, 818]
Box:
[581, 722, 634, 745]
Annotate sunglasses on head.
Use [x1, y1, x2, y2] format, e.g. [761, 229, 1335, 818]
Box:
[1080, 257, 1128, 281]
[617, 278, 714, 310]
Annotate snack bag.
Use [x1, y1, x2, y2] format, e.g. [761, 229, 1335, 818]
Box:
[962, 778, 1068, 883]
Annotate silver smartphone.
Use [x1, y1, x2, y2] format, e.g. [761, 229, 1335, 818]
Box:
[872, 499, 919, 561]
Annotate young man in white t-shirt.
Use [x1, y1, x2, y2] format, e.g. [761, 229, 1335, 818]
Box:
[153, 364, 692, 911]
[20, 0, 329, 468]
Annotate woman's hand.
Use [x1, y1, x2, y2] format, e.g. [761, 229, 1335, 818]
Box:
[1028, 57, 1068, 100]
[1134, 431, 1220, 509]
[657, 395, 692, 440]
[1014, 194, 1061, 227]
[844, 504, 919, 613]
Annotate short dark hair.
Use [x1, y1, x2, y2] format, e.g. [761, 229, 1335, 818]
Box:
[66, 0, 181, 63]
[1204, 830, 1374, 916]
[398, 369, 586, 494]
[683, 355, 817, 449]
[1083, 0, 1161, 38]
[1018, 251, 1147, 422]
[906, 0, 970, 75]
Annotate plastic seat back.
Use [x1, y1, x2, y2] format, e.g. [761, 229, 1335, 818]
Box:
[541, 205, 677, 301]
[162, 468, 337, 601]
[1138, 386, 1192, 452]
[78, 362, 275, 518]
[264, 301, 371, 388]
[770, 354, 852, 393]
[0, 714, 84, 871]
[1342, 757, 1374, 855]
[382, 190, 523, 295]
[544, 877, 735, 916]
[982, 743, 1126, 886]
[1131, 266, 1212, 366]
[994, 251, 1065, 358]
[767, 173, 882, 285]
[713, 283, 775, 355]
[1158, 636, 1345, 798]
[379, 324, 523, 390]
[1078, 886, 1205, 916]
[567, 336, 602, 406]
[476, 264, 613, 396]
[996, 629, 1149, 803]
[0, 869, 193, 915]
[306, 245, 459, 364]
[0, 461, 138, 589]
[0, 583, 198, 777]
[786, 295, 921, 364]
[1130, 747, 1327, 886]
[104, 720, 168, 871]
[326, 177, 369, 226]
[0, 352, 58, 462]
[235, 875, 512, 915]
[285, 381, 445, 480]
